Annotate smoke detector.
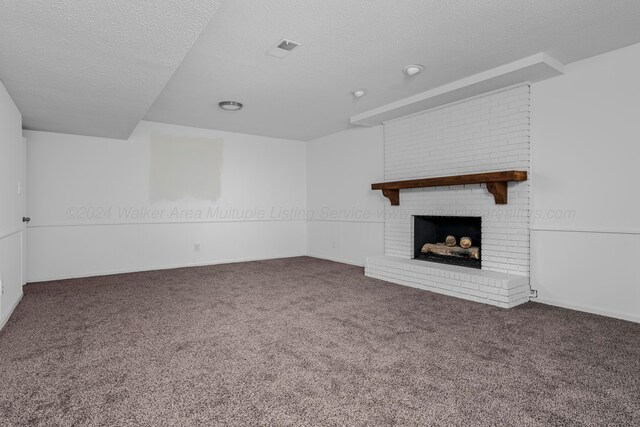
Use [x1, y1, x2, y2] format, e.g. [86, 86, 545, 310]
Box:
[266, 39, 302, 58]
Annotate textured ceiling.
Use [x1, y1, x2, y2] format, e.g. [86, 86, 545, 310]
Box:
[0, 0, 222, 139]
[145, 0, 640, 141]
[2, 1, 640, 141]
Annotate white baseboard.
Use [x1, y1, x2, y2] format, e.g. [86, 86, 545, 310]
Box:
[533, 298, 640, 324]
[0, 292, 23, 331]
[306, 253, 364, 267]
[27, 253, 308, 283]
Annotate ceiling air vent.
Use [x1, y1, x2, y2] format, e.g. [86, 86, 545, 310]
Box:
[266, 39, 301, 58]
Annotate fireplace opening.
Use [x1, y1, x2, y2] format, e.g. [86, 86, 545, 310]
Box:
[413, 216, 482, 269]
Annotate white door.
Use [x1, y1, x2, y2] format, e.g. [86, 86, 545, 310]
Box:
[0, 82, 26, 327]
[21, 136, 27, 285]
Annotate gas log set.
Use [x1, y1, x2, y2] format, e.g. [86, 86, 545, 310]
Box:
[421, 235, 480, 260]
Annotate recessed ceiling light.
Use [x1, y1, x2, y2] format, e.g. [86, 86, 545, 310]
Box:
[403, 64, 424, 76]
[351, 89, 367, 98]
[218, 101, 243, 111]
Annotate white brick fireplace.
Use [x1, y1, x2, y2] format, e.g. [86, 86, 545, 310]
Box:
[365, 84, 531, 308]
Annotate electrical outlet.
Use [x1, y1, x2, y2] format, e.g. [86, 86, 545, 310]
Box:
[17, 181, 21, 195]
[331, 241, 336, 249]
[193, 243, 201, 252]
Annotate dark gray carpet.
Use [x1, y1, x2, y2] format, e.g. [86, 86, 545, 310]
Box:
[0, 257, 638, 426]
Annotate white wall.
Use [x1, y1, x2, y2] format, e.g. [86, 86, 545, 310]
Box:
[0, 79, 25, 328]
[531, 42, 640, 322]
[26, 121, 307, 281]
[306, 126, 385, 266]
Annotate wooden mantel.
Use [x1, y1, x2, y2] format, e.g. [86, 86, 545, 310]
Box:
[371, 170, 527, 205]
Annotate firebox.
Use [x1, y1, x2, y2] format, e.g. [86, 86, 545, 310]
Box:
[413, 216, 482, 269]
